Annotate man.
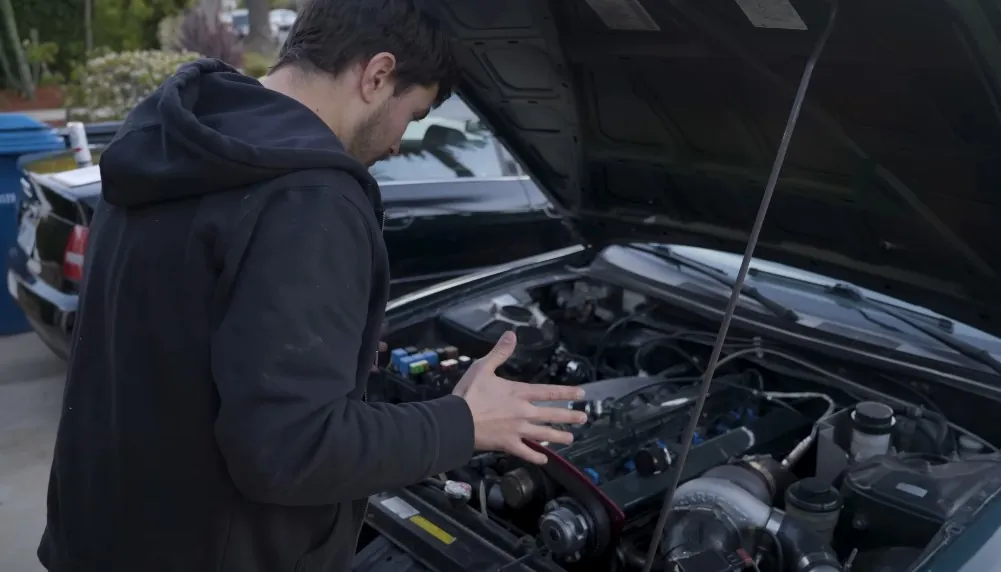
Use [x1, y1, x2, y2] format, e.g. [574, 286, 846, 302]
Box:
[37, 1, 587, 571]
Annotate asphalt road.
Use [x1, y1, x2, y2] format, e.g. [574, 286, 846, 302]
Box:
[0, 333, 66, 572]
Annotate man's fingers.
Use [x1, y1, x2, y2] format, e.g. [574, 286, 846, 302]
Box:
[527, 405, 588, 426]
[508, 440, 549, 465]
[514, 382, 585, 403]
[521, 423, 575, 445]
[479, 330, 517, 371]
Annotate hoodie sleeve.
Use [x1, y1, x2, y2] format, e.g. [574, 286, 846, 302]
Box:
[211, 185, 474, 506]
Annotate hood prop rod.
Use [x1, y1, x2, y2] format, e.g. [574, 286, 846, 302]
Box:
[639, 1, 840, 570]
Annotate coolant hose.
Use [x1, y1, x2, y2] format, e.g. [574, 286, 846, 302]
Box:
[672, 477, 842, 572]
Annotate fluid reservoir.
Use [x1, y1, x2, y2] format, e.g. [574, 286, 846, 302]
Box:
[784, 477, 843, 544]
[850, 401, 895, 462]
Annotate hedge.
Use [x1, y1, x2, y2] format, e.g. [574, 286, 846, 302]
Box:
[66, 50, 202, 122]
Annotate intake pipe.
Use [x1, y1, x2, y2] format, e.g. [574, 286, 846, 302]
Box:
[671, 474, 842, 572]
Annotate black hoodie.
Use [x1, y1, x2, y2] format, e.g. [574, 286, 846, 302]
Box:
[38, 59, 475, 572]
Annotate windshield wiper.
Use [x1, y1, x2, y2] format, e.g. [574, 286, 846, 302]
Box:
[825, 282, 1001, 375]
[631, 244, 799, 322]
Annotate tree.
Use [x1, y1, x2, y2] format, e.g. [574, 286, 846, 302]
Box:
[244, 0, 272, 55]
[0, 0, 34, 98]
[198, 0, 221, 24]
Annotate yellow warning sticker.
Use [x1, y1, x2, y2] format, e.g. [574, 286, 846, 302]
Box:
[409, 515, 456, 545]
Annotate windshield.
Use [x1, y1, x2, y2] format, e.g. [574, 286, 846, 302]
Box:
[370, 120, 506, 181]
[618, 243, 1001, 366]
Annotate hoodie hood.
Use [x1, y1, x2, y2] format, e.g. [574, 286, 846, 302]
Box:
[99, 59, 381, 211]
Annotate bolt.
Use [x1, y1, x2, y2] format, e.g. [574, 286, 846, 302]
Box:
[852, 515, 868, 531]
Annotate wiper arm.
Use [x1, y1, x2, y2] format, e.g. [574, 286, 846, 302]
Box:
[826, 282, 1001, 375]
[747, 265, 957, 332]
[632, 244, 799, 322]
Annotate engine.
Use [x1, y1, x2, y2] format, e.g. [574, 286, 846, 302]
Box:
[365, 278, 1001, 572]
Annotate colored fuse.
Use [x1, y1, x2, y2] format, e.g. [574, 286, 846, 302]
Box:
[440, 359, 459, 375]
[404, 346, 419, 355]
[457, 356, 472, 369]
[624, 460, 636, 473]
[391, 348, 409, 371]
[419, 350, 440, 368]
[399, 354, 418, 370]
[409, 360, 430, 376]
[444, 346, 459, 359]
[583, 468, 600, 484]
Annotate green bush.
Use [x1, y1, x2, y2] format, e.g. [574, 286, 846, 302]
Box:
[8, 0, 193, 80]
[65, 50, 201, 122]
[9, 0, 85, 80]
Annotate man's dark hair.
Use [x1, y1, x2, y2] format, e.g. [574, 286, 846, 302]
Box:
[274, 0, 457, 106]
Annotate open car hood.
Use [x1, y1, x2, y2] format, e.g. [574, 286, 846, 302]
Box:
[426, 0, 1001, 337]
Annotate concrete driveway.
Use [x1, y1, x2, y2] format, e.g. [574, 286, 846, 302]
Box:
[0, 333, 66, 572]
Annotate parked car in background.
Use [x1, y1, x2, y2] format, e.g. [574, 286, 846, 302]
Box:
[7, 166, 99, 358]
[219, 8, 296, 43]
[219, 9, 249, 38]
[5, 99, 572, 358]
[269, 9, 296, 45]
[372, 113, 570, 292]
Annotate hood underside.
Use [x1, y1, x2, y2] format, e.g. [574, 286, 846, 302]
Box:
[427, 0, 1001, 337]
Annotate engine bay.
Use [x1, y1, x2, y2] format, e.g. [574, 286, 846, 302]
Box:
[362, 278, 1001, 572]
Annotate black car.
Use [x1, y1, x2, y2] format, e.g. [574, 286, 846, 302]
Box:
[6, 112, 571, 358]
[348, 1, 1001, 572]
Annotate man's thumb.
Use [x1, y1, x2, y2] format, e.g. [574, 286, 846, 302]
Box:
[482, 330, 517, 370]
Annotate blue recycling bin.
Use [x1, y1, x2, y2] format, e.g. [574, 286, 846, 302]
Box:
[0, 113, 66, 335]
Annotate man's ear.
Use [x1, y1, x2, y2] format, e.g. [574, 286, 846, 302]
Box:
[360, 52, 398, 104]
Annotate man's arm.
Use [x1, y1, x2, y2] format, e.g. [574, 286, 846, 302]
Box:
[211, 186, 474, 506]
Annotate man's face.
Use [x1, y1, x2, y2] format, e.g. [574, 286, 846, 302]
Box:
[349, 84, 437, 166]
[346, 52, 439, 166]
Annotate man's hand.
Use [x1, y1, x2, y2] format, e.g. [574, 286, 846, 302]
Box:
[452, 331, 588, 464]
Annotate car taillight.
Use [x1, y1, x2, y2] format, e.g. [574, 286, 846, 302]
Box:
[63, 225, 89, 282]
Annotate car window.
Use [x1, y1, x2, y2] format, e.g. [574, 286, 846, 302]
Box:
[370, 124, 506, 183]
[371, 153, 458, 182]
